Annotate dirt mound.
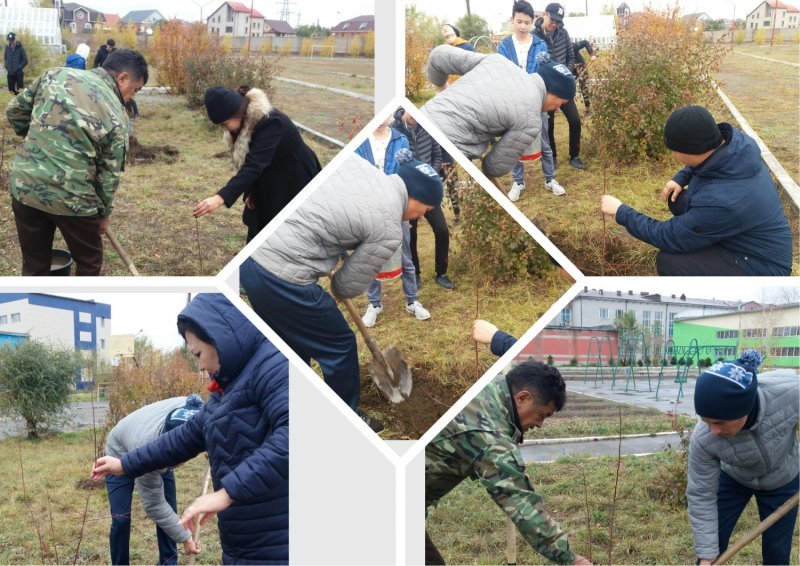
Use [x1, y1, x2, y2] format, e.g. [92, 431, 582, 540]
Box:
[359, 365, 467, 439]
[127, 135, 179, 165]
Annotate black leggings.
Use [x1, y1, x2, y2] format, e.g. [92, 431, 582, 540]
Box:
[410, 205, 449, 277]
[547, 98, 582, 161]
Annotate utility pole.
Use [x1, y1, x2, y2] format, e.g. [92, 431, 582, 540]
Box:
[247, 0, 254, 56]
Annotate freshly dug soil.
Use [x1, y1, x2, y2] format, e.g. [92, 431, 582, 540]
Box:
[127, 135, 179, 164]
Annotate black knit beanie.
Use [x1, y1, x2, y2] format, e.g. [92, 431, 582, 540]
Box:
[395, 148, 443, 206]
[694, 350, 762, 420]
[664, 105, 723, 154]
[536, 59, 576, 100]
[204, 86, 243, 124]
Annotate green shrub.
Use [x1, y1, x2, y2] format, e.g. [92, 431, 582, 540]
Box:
[184, 52, 279, 109]
[569, 357, 579, 367]
[547, 354, 554, 365]
[608, 356, 615, 366]
[637, 359, 644, 367]
[734, 29, 746, 44]
[456, 182, 555, 281]
[589, 7, 726, 162]
[670, 355, 678, 366]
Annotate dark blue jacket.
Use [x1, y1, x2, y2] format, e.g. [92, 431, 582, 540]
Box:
[497, 34, 549, 74]
[355, 127, 409, 174]
[122, 294, 289, 564]
[491, 330, 518, 357]
[65, 53, 86, 70]
[615, 124, 792, 276]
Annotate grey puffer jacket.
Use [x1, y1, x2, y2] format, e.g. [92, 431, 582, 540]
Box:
[686, 371, 799, 560]
[421, 44, 545, 178]
[106, 396, 193, 544]
[250, 153, 406, 299]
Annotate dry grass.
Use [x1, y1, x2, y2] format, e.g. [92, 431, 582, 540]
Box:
[276, 56, 375, 95]
[731, 42, 800, 64]
[0, 430, 220, 564]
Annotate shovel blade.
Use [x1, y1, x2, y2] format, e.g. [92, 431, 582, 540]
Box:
[369, 346, 412, 404]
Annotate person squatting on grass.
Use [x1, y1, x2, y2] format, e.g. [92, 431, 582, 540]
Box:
[425, 361, 592, 565]
[420, 43, 575, 187]
[355, 121, 432, 327]
[687, 350, 799, 565]
[239, 153, 443, 433]
[390, 108, 456, 290]
[93, 293, 289, 564]
[194, 86, 321, 243]
[498, 0, 566, 200]
[534, 3, 586, 171]
[600, 105, 792, 276]
[7, 48, 148, 276]
[100, 395, 204, 565]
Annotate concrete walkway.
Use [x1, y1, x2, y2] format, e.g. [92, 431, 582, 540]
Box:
[0, 401, 108, 440]
[566, 374, 697, 417]
[733, 50, 800, 68]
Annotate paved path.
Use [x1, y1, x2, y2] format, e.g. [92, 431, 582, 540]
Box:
[734, 50, 800, 68]
[0, 401, 108, 440]
[276, 77, 375, 102]
[566, 375, 697, 417]
[520, 432, 683, 464]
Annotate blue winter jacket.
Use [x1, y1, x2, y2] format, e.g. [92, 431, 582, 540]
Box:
[615, 124, 793, 276]
[122, 294, 289, 564]
[65, 54, 86, 70]
[497, 33, 549, 73]
[355, 127, 410, 174]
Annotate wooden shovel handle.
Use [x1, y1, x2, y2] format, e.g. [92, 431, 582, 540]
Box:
[339, 296, 390, 367]
[187, 465, 212, 566]
[713, 491, 800, 564]
[104, 227, 140, 276]
[505, 515, 517, 565]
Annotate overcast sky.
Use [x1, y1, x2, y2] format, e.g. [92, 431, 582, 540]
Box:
[412, 0, 752, 31]
[62, 292, 193, 351]
[14, 0, 374, 27]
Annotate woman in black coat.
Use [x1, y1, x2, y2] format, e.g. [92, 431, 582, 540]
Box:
[194, 86, 321, 242]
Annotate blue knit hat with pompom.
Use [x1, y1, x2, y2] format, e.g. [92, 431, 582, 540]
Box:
[394, 148, 443, 206]
[694, 350, 763, 420]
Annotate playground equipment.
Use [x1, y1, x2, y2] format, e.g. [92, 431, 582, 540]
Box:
[582, 334, 652, 392]
[469, 35, 495, 52]
[654, 338, 734, 402]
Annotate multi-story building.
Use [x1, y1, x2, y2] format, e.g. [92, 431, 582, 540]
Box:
[0, 294, 111, 387]
[745, 0, 800, 30]
[674, 304, 800, 368]
[207, 1, 265, 37]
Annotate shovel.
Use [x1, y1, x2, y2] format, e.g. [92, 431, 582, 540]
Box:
[105, 227, 140, 276]
[339, 297, 412, 404]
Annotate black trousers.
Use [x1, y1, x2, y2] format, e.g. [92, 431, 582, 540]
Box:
[425, 530, 445, 565]
[7, 71, 23, 94]
[548, 98, 581, 161]
[12, 198, 104, 276]
[656, 191, 746, 275]
[410, 204, 449, 278]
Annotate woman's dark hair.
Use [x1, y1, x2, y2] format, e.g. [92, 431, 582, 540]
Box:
[512, 0, 536, 19]
[103, 48, 149, 84]
[506, 360, 566, 411]
[177, 316, 214, 346]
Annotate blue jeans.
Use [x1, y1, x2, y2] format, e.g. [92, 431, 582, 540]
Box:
[106, 470, 178, 565]
[717, 471, 799, 565]
[240, 257, 360, 411]
[367, 221, 417, 306]
[512, 112, 555, 185]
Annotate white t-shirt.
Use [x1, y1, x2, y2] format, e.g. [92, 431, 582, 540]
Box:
[368, 134, 390, 173]
[511, 34, 533, 70]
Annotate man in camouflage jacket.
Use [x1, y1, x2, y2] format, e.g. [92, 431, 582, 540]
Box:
[7, 49, 147, 276]
[426, 362, 591, 565]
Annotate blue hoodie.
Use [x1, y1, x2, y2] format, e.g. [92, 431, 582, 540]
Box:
[355, 126, 410, 174]
[497, 33, 549, 74]
[65, 53, 86, 70]
[616, 124, 793, 275]
[122, 294, 289, 564]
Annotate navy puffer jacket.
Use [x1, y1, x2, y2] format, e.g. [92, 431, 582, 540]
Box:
[122, 294, 289, 564]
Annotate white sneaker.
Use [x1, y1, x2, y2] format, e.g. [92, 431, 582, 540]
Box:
[362, 304, 383, 328]
[545, 179, 566, 196]
[405, 301, 431, 321]
[508, 181, 524, 202]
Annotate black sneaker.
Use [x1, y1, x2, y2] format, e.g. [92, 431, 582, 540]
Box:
[436, 274, 454, 290]
[361, 414, 384, 433]
[570, 157, 587, 170]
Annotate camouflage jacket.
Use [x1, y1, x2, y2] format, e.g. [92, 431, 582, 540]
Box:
[7, 66, 129, 218]
[426, 375, 575, 564]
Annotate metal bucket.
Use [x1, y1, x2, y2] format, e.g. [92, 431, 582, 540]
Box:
[376, 244, 402, 280]
[520, 133, 542, 162]
[50, 248, 73, 276]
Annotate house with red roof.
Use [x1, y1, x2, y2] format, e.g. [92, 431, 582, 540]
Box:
[263, 19, 296, 37]
[745, 0, 800, 30]
[207, 1, 266, 37]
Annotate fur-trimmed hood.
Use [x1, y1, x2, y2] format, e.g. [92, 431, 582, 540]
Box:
[224, 88, 273, 170]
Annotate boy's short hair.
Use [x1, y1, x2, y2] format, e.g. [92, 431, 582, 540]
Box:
[512, 0, 536, 19]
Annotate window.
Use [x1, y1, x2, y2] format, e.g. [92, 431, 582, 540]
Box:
[742, 328, 766, 338]
[642, 311, 651, 329]
[599, 308, 609, 319]
[655, 311, 663, 322]
[764, 20, 771, 26]
[668, 313, 675, 336]
[11, 313, 21, 323]
[359, 22, 368, 30]
[79, 312, 91, 323]
[343, 23, 350, 29]
[715, 330, 739, 339]
[100, 339, 106, 349]
[0, 315, 7, 325]
[80, 331, 92, 342]
[714, 347, 736, 358]
[771, 347, 800, 357]
[84, 23, 92, 31]
[225, 26, 233, 33]
[772, 326, 800, 337]
[616, 309, 624, 318]
[561, 308, 571, 326]
[99, 317, 105, 328]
